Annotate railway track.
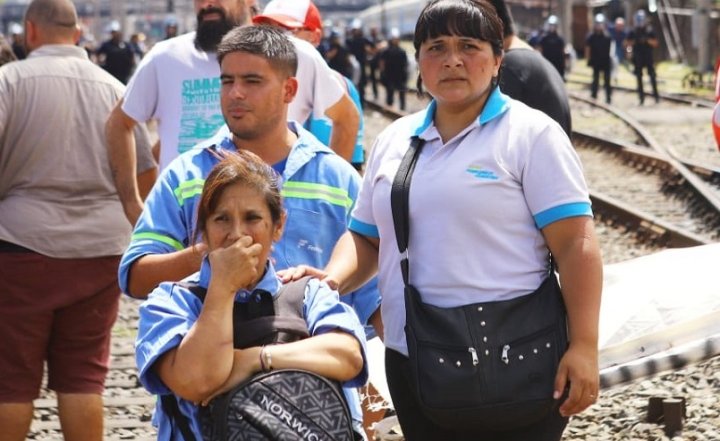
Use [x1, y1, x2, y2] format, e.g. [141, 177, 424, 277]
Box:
[573, 130, 720, 245]
[568, 85, 720, 169]
[566, 76, 715, 110]
[30, 309, 156, 440]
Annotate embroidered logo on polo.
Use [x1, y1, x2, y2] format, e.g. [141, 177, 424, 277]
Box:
[466, 165, 499, 180]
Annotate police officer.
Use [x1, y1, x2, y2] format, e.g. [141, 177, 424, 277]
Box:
[625, 9, 659, 104]
[585, 13, 612, 104]
[539, 15, 566, 80]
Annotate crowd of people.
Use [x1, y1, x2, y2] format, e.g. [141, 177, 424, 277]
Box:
[523, 8, 658, 106]
[12, 0, 712, 440]
[316, 18, 411, 111]
[582, 9, 660, 105]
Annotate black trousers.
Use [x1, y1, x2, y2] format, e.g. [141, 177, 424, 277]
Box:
[385, 348, 569, 441]
[384, 81, 406, 111]
[591, 65, 612, 103]
[634, 62, 659, 103]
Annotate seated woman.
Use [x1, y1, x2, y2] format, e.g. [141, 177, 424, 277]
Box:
[135, 150, 368, 440]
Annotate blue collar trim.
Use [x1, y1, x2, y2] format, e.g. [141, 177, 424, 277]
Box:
[410, 87, 511, 137]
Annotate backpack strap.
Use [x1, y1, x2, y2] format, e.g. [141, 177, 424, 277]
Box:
[160, 394, 197, 441]
[178, 277, 312, 349]
[179, 281, 208, 301]
[234, 276, 311, 348]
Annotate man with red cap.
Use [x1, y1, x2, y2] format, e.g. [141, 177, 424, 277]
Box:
[254, 0, 324, 46]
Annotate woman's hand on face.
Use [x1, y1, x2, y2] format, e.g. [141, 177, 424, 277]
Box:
[276, 265, 337, 289]
[208, 235, 263, 294]
[554, 343, 600, 417]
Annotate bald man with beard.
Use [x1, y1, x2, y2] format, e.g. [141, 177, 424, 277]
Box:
[0, 1, 154, 439]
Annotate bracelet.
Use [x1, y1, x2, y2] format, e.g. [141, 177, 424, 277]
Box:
[259, 346, 267, 372]
[259, 345, 273, 372]
[264, 346, 273, 372]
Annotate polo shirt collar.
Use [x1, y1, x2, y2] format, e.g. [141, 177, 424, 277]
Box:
[410, 86, 511, 138]
[27, 44, 89, 61]
[212, 121, 330, 151]
[211, 121, 332, 180]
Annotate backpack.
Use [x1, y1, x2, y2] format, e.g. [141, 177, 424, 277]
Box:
[160, 277, 355, 441]
[200, 369, 354, 441]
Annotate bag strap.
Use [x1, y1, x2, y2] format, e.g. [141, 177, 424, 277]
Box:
[390, 136, 425, 286]
[233, 277, 311, 348]
[389, 137, 557, 284]
[160, 394, 197, 441]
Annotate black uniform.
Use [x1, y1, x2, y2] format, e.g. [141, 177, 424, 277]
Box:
[539, 31, 566, 79]
[11, 41, 26, 60]
[586, 30, 613, 103]
[379, 43, 408, 110]
[326, 41, 354, 81]
[626, 25, 659, 104]
[347, 34, 374, 103]
[96, 39, 135, 84]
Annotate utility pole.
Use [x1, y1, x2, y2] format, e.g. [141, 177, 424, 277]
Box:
[556, 0, 571, 55]
[696, 0, 711, 72]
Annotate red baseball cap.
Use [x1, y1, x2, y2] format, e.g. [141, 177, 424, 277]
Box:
[252, 0, 323, 32]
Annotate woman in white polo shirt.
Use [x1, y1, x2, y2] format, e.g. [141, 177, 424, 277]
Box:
[282, 1, 603, 439]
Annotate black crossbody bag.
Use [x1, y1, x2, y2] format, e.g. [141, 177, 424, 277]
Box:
[390, 137, 569, 431]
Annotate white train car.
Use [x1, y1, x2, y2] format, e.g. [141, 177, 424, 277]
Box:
[356, 0, 427, 37]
